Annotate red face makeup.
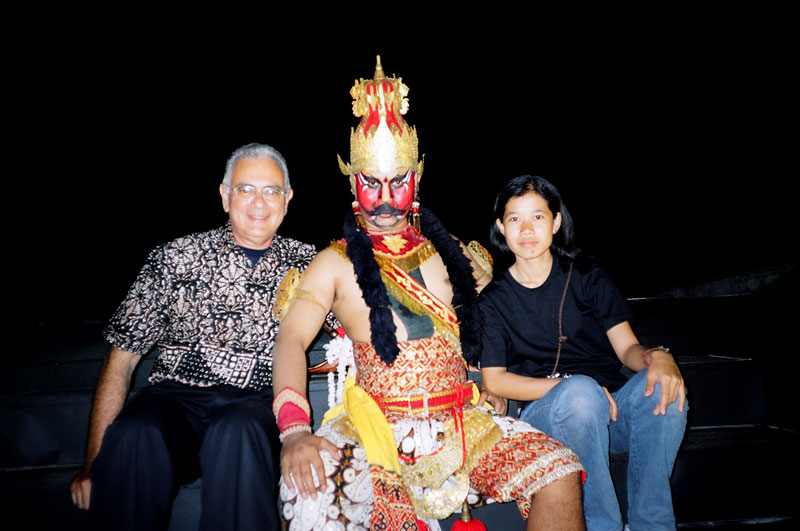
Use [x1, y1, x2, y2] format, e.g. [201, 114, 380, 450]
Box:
[355, 169, 416, 218]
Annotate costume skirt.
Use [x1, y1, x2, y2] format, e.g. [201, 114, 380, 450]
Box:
[279, 406, 583, 530]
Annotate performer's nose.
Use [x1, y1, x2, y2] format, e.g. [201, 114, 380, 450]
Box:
[380, 181, 392, 204]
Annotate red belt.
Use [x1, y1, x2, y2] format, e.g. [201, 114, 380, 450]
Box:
[373, 382, 473, 418]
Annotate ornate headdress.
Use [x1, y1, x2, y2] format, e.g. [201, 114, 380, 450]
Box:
[337, 56, 483, 368]
[338, 56, 423, 176]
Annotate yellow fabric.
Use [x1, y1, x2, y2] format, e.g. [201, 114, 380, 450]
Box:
[320, 372, 355, 426]
[320, 373, 484, 478]
[344, 385, 401, 473]
[470, 381, 481, 406]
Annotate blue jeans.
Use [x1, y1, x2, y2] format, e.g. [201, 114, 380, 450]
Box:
[519, 372, 687, 530]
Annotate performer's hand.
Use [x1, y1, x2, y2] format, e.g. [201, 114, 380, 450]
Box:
[645, 350, 686, 415]
[280, 432, 340, 500]
[601, 386, 619, 422]
[70, 468, 92, 510]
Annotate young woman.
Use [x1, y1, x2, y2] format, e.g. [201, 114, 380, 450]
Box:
[479, 175, 687, 530]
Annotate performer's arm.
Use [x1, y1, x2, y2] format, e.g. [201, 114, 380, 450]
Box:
[70, 346, 141, 510]
[273, 250, 342, 499]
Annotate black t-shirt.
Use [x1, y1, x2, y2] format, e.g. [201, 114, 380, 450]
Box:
[479, 255, 634, 391]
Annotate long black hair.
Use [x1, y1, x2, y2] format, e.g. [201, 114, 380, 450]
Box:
[343, 207, 482, 366]
[489, 175, 580, 260]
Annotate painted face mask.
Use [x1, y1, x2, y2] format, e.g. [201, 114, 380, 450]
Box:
[355, 169, 416, 219]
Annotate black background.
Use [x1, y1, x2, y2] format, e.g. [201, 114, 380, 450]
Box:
[6, 17, 795, 324]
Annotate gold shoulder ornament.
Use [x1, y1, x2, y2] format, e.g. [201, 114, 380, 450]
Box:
[273, 267, 301, 321]
[467, 240, 494, 279]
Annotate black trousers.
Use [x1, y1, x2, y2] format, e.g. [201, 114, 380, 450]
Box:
[88, 381, 280, 531]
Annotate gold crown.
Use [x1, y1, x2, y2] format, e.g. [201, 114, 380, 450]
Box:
[338, 56, 423, 176]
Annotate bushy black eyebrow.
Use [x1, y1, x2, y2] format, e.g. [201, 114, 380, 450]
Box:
[360, 171, 409, 181]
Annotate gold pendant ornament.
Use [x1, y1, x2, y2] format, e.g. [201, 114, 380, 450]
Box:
[382, 234, 407, 254]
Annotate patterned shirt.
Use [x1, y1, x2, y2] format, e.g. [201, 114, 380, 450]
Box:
[103, 222, 316, 391]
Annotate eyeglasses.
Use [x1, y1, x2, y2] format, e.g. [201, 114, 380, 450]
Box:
[227, 184, 286, 202]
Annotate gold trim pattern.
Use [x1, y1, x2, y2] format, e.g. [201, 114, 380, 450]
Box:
[467, 240, 494, 279]
[327, 239, 456, 345]
[404, 408, 503, 518]
[328, 240, 348, 260]
[377, 258, 461, 355]
[272, 267, 301, 321]
[374, 239, 436, 272]
[295, 289, 327, 313]
[272, 386, 311, 418]
[382, 234, 407, 254]
[354, 337, 466, 399]
[325, 405, 504, 520]
[338, 56, 422, 176]
[411, 468, 470, 520]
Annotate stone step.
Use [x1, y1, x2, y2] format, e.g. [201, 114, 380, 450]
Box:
[4, 424, 797, 530]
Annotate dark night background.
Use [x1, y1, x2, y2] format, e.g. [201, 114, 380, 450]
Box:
[2, 16, 799, 530]
[5, 19, 795, 325]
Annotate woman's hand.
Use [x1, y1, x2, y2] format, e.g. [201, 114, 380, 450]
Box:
[645, 350, 687, 415]
[601, 386, 619, 422]
[476, 385, 508, 415]
[471, 366, 508, 415]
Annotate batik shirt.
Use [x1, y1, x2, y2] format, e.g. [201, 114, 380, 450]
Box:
[103, 222, 316, 391]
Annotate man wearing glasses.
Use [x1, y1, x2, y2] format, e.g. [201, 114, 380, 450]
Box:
[70, 143, 316, 531]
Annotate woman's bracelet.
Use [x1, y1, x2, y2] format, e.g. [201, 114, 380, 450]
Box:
[641, 346, 670, 368]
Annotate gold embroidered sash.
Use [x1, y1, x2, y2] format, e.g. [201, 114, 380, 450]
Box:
[376, 256, 461, 353]
[329, 240, 462, 354]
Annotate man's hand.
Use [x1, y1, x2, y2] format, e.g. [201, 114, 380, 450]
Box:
[280, 432, 341, 500]
[70, 468, 92, 510]
[68, 346, 140, 511]
[645, 350, 686, 415]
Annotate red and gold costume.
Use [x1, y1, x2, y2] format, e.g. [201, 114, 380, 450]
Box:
[278, 58, 583, 531]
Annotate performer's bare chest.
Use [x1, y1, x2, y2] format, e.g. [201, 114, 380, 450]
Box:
[332, 253, 453, 343]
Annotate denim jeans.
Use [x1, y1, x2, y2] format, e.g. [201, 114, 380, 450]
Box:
[519, 372, 687, 530]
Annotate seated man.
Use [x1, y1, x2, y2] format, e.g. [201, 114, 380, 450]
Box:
[70, 143, 316, 531]
[272, 58, 586, 531]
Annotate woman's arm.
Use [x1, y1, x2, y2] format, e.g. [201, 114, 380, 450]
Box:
[606, 321, 686, 415]
[481, 366, 562, 402]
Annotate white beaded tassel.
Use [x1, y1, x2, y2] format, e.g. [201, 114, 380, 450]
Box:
[323, 334, 355, 408]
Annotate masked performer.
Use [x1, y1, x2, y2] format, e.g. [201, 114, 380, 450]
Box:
[272, 57, 586, 531]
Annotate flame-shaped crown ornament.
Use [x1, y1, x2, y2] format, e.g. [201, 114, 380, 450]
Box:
[338, 56, 423, 176]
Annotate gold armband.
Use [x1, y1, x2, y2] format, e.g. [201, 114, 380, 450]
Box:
[296, 289, 328, 312]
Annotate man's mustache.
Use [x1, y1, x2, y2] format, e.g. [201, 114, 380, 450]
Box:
[362, 203, 406, 218]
